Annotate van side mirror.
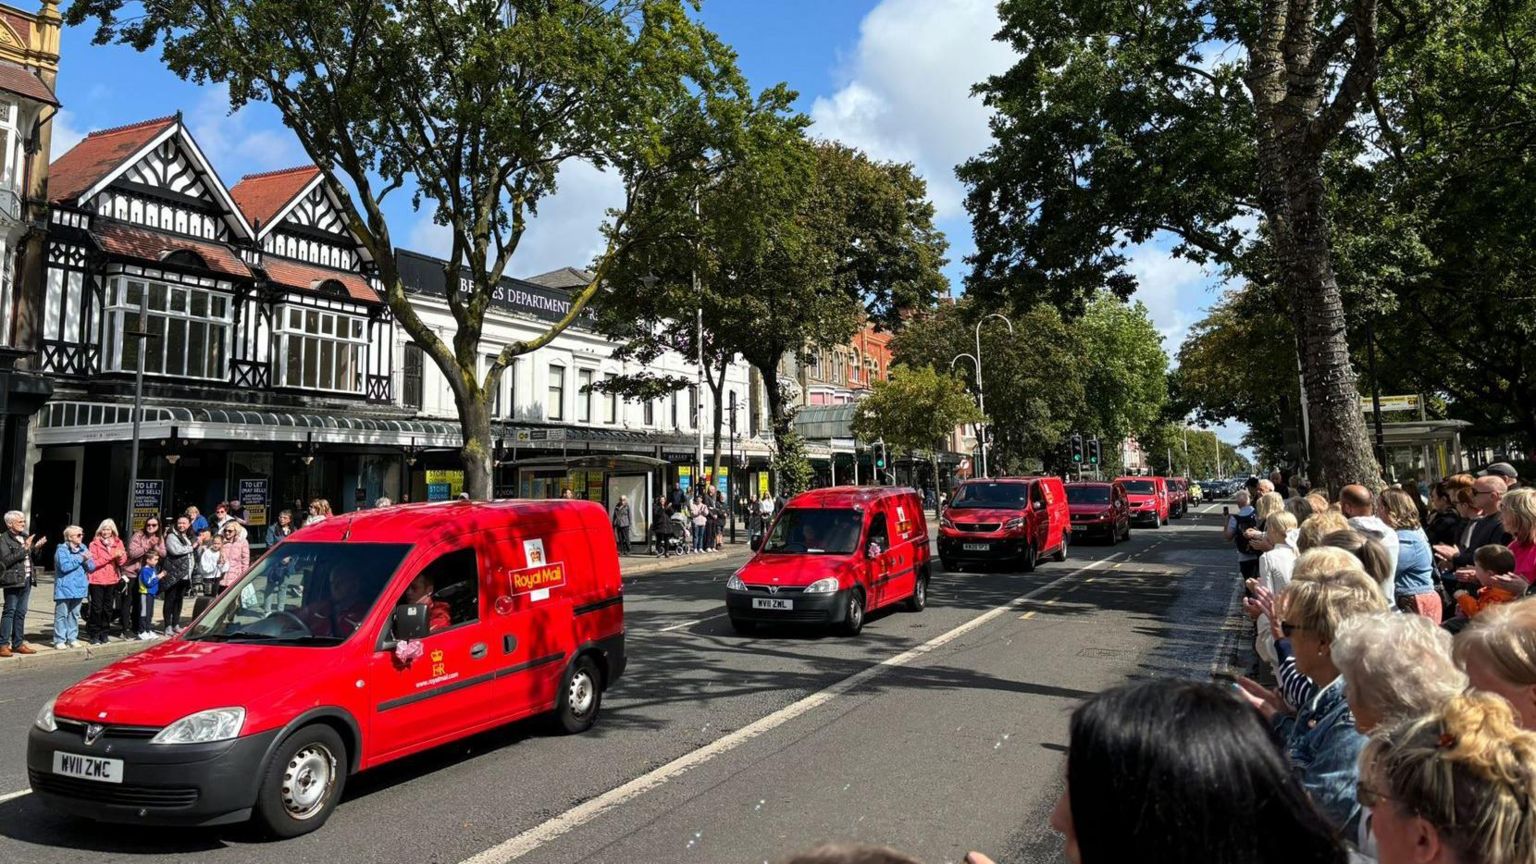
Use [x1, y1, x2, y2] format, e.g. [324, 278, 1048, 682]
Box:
[389, 604, 431, 644]
[1034, 499, 1045, 511]
[866, 542, 883, 559]
[751, 532, 766, 551]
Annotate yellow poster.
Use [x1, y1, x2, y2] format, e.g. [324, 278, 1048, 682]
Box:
[758, 473, 770, 498]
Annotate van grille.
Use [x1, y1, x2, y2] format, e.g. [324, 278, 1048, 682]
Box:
[55, 719, 161, 740]
[743, 584, 806, 595]
[955, 522, 1001, 533]
[30, 771, 199, 808]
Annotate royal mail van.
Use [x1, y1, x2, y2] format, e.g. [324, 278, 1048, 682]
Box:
[938, 476, 1070, 572]
[1117, 475, 1170, 527]
[28, 500, 625, 837]
[725, 486, 931, 636]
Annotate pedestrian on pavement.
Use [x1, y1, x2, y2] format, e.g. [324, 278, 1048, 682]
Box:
[612, 496, 632, 555]
[161, 515, 196, 632]
[1436, 476, 1512, 597]
[267, 509, 296, 547]
[136, 549, 161, 640]
[193, 531, 221, 596]
[1333, 611, 1465, 736]
[1360, 692, 1536, 864]
[1223, 490, 1261, 581]
[184, 505, 209, 535]
[87, 518, 128, 642]
[0, 510, 45, 657]
[1425, 478, 1467, 548]
[219, 522, 250, 589]
[1296, 508, 1350, 553]
[966, 679, 1346, 864]
[1453, 596, 1536, 728]
[1243, 491, 1285, 553]
[1237, 567, 1387, 836]
[1321, 529, 1394, 598]
[52, 525, 93, 649]
[650, 497, 668, 556]
[671, 482, 687, 512]
[1249, 511, 1298, 669]
[226, 498, 251, 526]
[212, 502, 236, 534]
[1481, 460, 1521, 489]
[1339, 485, 1401, 594]
[125, 516, 165, 635]
[374, 496, 392, 508]
[1377, 487, 1443, 622]
[690, 495, 708, 553]
[306, 498, 333, 525]
[1269, 470, 1291, 500]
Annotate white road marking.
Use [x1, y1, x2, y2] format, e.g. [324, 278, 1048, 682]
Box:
[0, 789, 29, 804]
[653, 612, 728, 633]
[457, 551, 1130, 864]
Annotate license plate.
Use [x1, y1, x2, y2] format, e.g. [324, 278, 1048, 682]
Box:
[752, 597, 793, 610]
[963, 543, 990, 551]
[53, 752, 123, 784]
[1072, 525, 1086, 532]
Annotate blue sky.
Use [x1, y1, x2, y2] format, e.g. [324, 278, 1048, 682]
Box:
[51, 0, 1246, 450]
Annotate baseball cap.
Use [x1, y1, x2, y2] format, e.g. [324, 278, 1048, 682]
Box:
[1480, 462, 1519, 480]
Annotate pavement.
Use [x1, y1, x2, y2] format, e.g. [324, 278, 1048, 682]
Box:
[0, 541, 751, 670]
[0, 501, 1246, 864]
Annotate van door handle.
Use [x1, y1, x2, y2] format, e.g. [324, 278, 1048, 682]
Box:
[470, 643, 488, 660]
[502, 635, 517, 655]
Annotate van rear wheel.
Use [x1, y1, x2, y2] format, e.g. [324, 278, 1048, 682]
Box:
[552, 655, 603, 735]
[904, 570, 929, 612]
[252, 724, 347, 839]
[1053, 534, 1068, 562]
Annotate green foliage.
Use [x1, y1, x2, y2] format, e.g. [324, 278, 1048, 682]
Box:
[1139, 424, 1252, 478]
[850, 365, 984, 459]
[772, 428, 813, 497]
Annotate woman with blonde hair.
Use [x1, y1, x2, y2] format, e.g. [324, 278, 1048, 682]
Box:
[1335, 612, 1467, 733]
[218, 521, 250, 589]
[86, 518, 128, 643]
[1454, 596, 1536, 728]
[1244, 491, 1288, 553]
[1297, 509, 1351, 552]
[1252, 511, 1299, 668]
[306, 498, 332, 525]
[1498, 487, 1536, 588]
[1361, 692, 1536, 864]
[1239, 567, 1388, 835]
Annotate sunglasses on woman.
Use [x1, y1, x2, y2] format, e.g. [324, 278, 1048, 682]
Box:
[1279, 621, 1307, 637]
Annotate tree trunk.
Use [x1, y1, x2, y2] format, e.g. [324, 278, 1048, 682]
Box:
[457, 391, 494, 500]
[707, 355, 728, 496]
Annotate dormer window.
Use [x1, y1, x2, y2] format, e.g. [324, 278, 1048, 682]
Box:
[313, 278, 349, 297]
[161, 249, 209, 269]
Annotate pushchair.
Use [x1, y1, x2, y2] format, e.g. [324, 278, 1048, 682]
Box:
[654, 514, 687, 557]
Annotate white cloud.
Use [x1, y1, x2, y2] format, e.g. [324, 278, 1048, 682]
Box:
[1122, 240, 1217, 350]
[188, 84, 303, 176]
[49, 108, 86, 157]
[398, 159, 625, 278]
[809, 0, 1014, 218]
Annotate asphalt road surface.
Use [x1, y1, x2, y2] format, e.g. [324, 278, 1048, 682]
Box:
[0, 501, 1244, 864]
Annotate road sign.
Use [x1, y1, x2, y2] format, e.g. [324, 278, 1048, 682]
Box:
[238, 478, 268, 527]
[1361, 394, 1419, 413]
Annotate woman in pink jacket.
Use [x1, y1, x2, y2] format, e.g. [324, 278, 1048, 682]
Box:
[219, 522, 250, 588]
[126, 518, 166, 634]
[86, 519, 127, 643]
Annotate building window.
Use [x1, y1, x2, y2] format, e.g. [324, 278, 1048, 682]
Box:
[687, 384, 698, 429]
[808, 352, 821, 381]
[576, 368, 593, 423]
[547, 363, 565, 421]
[603, 373, 618, 424]
[644, 397, 655, 427]
[402, 343, 423, 408]
[671, 391, 679, 429]
[103, 277, 232, 381]
[485, 354, 505, 418]
[274, 305, 367, 393]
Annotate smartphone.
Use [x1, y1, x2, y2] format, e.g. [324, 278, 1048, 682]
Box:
[1222, 505, 1230, 517]
[1211, 670, 1242, 690]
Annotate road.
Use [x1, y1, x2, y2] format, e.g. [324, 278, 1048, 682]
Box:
[0, 502, 1243, 864]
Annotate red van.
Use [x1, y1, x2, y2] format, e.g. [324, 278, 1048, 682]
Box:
[1116, 475, 1169, 527]
[726, 486, 930, 636]
[938, 476, 1070, 572]
[1168, 477, 1189, 519]
[1066, 480, 1130, 544]
[28, 500, 625, 837]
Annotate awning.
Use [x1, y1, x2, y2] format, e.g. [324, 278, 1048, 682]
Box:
[35, 400, 461, 448]
[794, 404, 860, 441]
[509, 455, 670, 470]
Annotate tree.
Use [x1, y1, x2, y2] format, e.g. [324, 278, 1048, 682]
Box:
[960, 0, 1406, 491]
[851, 365, 983, 507]
[1073, 296, 1169, 452]
[598, 136, 949, 495]
[73, 0, 750, 498]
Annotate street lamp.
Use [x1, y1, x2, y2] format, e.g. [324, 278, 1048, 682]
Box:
[950, 352, 983, 476]
[122, 302, 157, 532]
[972, 313, 1013, 478]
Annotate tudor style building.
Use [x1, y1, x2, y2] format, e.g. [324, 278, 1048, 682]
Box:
[31, 115, 417, 543]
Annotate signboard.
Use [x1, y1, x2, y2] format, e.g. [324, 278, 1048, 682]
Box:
[831, 437, 857, 450]
[511, 427, 566, 443]
[585, 470, 603, 501]
[678, 466, 693, 492]
[396, 249, 598, 328]
[758, 473, 770, 498]
[715, 466, 729, 496]
[425, 469, 464, 502]
[1361, 394, 1420, 413]
[238, 479, 268, 528]
[131, 480, 162, 533]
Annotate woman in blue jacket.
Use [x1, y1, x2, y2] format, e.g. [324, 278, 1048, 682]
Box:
[52, 525, 94, 649]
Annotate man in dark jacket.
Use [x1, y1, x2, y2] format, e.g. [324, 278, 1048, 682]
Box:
[160, 516, 196, 632]
[0, 510, 46, 656]
[1433, 476, 1511, 592]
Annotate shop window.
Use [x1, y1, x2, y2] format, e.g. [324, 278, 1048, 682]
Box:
[274, 304, 368, 393]
[577, 368, 593, 423]
[104, 277, 233, 381]
[547, 362, 565, 421]
[402, 343, 423, 408]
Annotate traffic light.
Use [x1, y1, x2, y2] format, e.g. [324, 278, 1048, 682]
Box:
[1070, 433, 1084, 464]
[1088, 438, 1101, 466]
[875, 440, 886, 469]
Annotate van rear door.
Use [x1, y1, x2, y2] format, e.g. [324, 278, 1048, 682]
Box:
[483, 526, 586, 718]
[882, 498, 919, 605]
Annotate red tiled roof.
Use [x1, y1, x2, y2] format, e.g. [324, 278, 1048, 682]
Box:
[229, 165, 321, 232]
[94, 220, 253, 279]
[49, 116, 177, 203]
[0, 64, 57, 107]
[261, 256, 380, 304]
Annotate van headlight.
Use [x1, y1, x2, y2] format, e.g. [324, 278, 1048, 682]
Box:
[1003, 517, 1025, 530]
[726, 572, 746, 591]
[151, 707, 245, 744]
[804, 577, 840, 594]
[34, 697, 56, 733]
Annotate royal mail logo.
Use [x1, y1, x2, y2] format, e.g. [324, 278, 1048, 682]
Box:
[509, 562, 567, 594]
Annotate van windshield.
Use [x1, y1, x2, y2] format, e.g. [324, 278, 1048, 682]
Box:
[951, 482, 1028, 509]
[764, 509, 863, 555]
[1066, 486, 1110, 504]
[184, 542, 412, 646]
[1123, 481, 1156, 495]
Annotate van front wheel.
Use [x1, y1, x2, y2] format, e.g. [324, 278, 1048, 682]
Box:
[553, 655, 603, 735]
[840, 589, 865, 636]
[253, 724, 347, 839]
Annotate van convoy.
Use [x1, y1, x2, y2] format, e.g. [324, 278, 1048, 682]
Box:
[28, 500, 626, 837]
[29, 475, 1185, 837]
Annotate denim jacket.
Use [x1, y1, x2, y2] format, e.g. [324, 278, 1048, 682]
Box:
[1273, 676, 1366, 837]
[1394, 528, 1437, 597]
[53, 543, 94, 600]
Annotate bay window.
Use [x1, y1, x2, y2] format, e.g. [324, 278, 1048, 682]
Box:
[103, 277, 231, 380]
[275, 305, 367, 393]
